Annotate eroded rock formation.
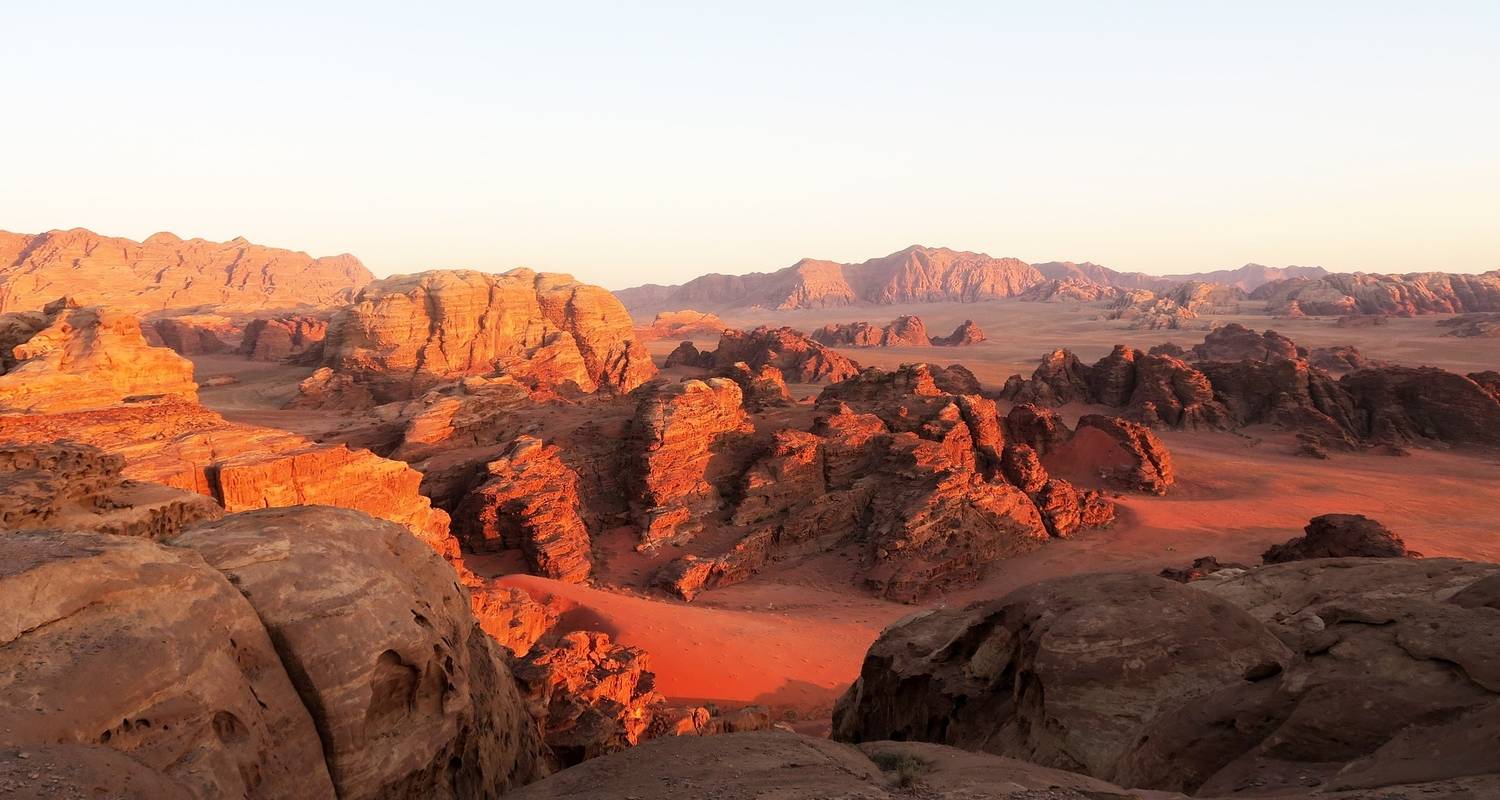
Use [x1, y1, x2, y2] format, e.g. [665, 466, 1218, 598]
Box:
[1255, 270, 1500, 316]
[635, 309, 729, 340]
[453, 436, 593, 583]
[1261, 513, 1413, 563]
[312, 269, 655, 403]
[238, 314, 329, 361]
[0, 298, 199, 412]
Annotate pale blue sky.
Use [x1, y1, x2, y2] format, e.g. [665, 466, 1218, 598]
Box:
[4, 2, 1497, 287]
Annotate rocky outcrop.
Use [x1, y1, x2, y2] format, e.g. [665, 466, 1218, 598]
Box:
[707, 326, 861, 383]
[614, 245, 1044, 312]
[1018, 276, 1123, 302]
[1438, 312, 1500, 338]
[0, 529, 339, 798]
[1065, 415, 1175, 494]
[313, 269, 655, 403]
[0, 441, 222, 539]
[629, 379, 754, 549]
[174, 509, 546, 797]
[662, 340, 713, 368]
[833, 572, 1292, 791]
[1160, 263, 1329, 292]
[0, 298, 199, 412]
[1161, 280, 1246, 313]
[713, 361, 792, 407]
[812, 315, 930, 347]
[147, 317, 227, 355]
[238, 314, 329, 361]
[929, 319, 986, 346]
[836, 558, 1500, 795]
[505, 732, 1150, 800]
[1102, 292, 1205, 330]
[1255, 270, 1500, 316]
[454, 436, 593, 583]
[1339, 366, 1500, 447]
[511, 631, 663, 768]
[1189, 323, 1299, 362]
[0, 398, 453, 552]
[0, 227, 371, 313]
[635, 309, 729, 340]
[1262, 513, 1413, 563]
[1307, 344, 1375, 372]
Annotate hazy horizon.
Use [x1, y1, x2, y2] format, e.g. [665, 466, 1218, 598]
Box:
[6, 2, 1497, 288]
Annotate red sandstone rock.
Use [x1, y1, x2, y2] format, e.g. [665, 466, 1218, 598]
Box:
[929, 318, 987, 346]
[812, 315, 932, 347]
[714, 361, 793, 407]
[1124, 354, 1232, 428]
[314, 269, 655, 402]
[1255, 270, 1500, 316]
[0, 227, 370, 314]
[454, 436, 593, 583]
[1339, 366, 1500, 447]
[0, 398, 453, 553]
[0, 299, 199, 412]
[629, 378, 753, 549]
[1189, 323, 1300, 362]
[999, 443, 1048, 493]
[1019, 276, 1124, 303]
[1065, 415, 1176, 495]
[175, 507, 547, 797]
[0, 441, 222, 539]
[636, 309, 730, 340]
[1261, 513, 1413, 563]
[147, 317, 227, 355]
[0, 530, 339, 798]
[511, 631, 664, 768]
[1004, 404, 1072, 456]
[708, 326, 861, 383]
[238, 314, 329, 361]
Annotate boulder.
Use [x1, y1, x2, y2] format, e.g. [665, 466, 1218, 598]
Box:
[174, 507, 547, 798]
[0, 530, 337, 798]
[930, 318, 987, 346]
[1261, 513, 1412, 563]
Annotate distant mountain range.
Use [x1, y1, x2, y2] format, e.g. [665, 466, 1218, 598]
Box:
[0, 228, 372, 314]
[616, 246, 1334, 313]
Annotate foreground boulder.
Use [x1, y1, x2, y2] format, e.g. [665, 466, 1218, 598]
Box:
[0, 298, 198, 412]
[505, 731, 1150, 800]
[835, 559, 1500, 796]
[833, 573, 1290, 791]
[1262, 513, 1412, 563]
[0, 530, 337, 798]
[174, 507, 547, 798]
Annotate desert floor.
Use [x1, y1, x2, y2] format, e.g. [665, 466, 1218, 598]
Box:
[191, 300, 1500, 729]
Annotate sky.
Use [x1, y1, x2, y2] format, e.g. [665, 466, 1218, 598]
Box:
[4, 2, 1497, 288]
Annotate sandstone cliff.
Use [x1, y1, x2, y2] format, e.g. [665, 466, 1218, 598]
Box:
[315, 269, 655, 402]
[0, 228, 371, 313]
[1254, 270, 1500, 315]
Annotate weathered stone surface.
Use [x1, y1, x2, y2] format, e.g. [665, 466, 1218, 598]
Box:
[0, 441, 222, 539]
[0, 399, 453, 553]
[714, 361, 792, 407]
[629, 379, 753, 549]
[1125, 354, 1232, 428]
[0, 299, 198, 412]
[708, 326, 861, 383]
[175, 507, 547, 798]
[0, 227, 370, 313]
[512, 631, 663, 768]
[812, 315, 931, 347]
[0, 530, 337, 799]
[1064, 415, 1175, 495]
[833, 573, 1292, 791]
[1087, 344, 1138, 406]
[1003, 404, 1071, 456]
[999, 442, 1048, 492]
[1007, 348, 1092, 405]
[1019, 276, 1124, 302]
[1158, 555, 1251, 583]
[1261, 513, 1412, 563]
[238, 314, 329, 361]
[505, 732, 1144, 800]
[454, 436, 593, 583]
[0, 744, 198, 799]
[314, 269, 655, 402]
